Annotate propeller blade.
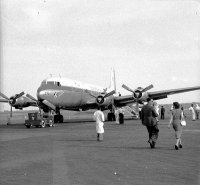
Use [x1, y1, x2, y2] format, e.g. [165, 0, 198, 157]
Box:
[0, 92, 9, 100]
[26, 93, 38, 102]
[122, 84, 135, 93]
[0, 99, 9, 103]
[104, 90, 115, 98]
[141, 84, 153, 93]
[15, 91, 25, 99]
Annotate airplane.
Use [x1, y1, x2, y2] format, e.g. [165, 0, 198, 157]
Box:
[1, 69, 200, 123]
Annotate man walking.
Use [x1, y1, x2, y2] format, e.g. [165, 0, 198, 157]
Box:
[94, 107, 105, 141]
[141, 98, 159, 148]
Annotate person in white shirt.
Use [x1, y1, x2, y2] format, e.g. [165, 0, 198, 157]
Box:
[94, 107, 105, 141]
[189, 104, 196, 121]
[153, 101, 159, 123]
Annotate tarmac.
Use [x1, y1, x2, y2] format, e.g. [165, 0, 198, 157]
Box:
[0, 118, 200, 185]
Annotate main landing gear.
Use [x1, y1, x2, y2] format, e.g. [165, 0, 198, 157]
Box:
[107, 111, 116, 121]
[54, 113, 64, 123]
[43, 108, 63, 124]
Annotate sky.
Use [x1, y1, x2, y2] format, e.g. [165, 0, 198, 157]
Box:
[1, 0, 200, 111]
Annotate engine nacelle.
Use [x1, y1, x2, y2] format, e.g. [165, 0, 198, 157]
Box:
[96, 95, 113, 106]
[133, 89, 143, 99]
[13, 97, 36, 109]
[96, 95, 104, 104]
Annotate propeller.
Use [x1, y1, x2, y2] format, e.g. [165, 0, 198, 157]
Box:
[86, 89, 116, 105]
[122, 84, 154, 113]
[0, 91, 25, 118]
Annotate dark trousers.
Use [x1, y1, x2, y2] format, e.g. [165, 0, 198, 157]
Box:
[161, 113, 164, 119]
[146, 125, 159, 143]
[119, 113, 124, 124]
[196, 111, 199, 120]
[139, 111, 142, 119]
[97, 133, 103, 141]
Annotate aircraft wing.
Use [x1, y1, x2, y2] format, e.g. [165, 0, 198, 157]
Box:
[148, 86, 200, 99]
[114, 95, 136, 107]
[114, 86, 200, 106]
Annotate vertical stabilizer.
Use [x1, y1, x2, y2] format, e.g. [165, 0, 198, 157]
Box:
[107, 68, 116, 94]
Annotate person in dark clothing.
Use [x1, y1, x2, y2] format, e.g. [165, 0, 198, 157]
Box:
[141, 98, 159, 148]
[160, 106, 165, 120]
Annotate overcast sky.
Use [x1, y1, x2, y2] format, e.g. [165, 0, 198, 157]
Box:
[1, 0, 200, 111]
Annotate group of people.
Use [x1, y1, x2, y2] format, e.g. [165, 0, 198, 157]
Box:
[93, 99, 198, 150]
[188, 103, 200, 121]
[141, 98, 186, 150]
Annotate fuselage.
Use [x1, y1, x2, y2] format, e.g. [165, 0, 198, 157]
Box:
[36, 76, 109, 110]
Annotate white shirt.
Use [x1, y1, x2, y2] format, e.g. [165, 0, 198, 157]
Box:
[189, 106, 195, 114]
[154, 105, 159, 115]
[94, 110, 105, 133]
[195, 104, 200, 111]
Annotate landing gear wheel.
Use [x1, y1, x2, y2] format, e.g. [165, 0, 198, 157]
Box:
[107, 112, 116, 121]
[41, 120, 46, 128]
[49, 119, 54, 127]
[107, 113, 112, 121]
[54, 115, 64, 123]
[60, 115, 63, 123]
[54, 115, 58, 123]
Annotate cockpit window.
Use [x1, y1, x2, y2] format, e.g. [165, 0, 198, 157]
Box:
[41, 80, 46, 85]
[47, 81, 55, 85]
[42, 80, 61, 86]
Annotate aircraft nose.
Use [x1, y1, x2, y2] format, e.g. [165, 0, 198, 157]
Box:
[38, 90, 46, 97]
[37, 89, 46, 100]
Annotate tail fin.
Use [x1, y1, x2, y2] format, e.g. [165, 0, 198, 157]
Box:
[107, 68, 116, 94]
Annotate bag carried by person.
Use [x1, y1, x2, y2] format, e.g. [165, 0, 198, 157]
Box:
[180, 111, 186, 126]
[181, 120, 186, 126]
